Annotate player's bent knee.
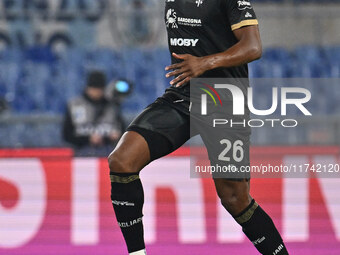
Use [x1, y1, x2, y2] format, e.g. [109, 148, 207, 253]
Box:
[219, 194, 240, 213]
[218, 190, 250, 216]
[108, 150, 137, 173]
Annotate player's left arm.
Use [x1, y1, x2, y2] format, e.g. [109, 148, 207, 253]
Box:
[166, 25, 262, 87]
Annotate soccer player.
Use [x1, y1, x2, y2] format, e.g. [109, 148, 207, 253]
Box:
[108, 0, 289, 254]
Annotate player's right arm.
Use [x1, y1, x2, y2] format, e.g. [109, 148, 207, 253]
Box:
[201, 25, 262, 71]
[202, 0, 262, 70]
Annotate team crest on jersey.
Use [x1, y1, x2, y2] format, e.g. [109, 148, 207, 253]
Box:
[166, 9, 178, 28]
[195, 0, 203, 7]
[237, 0, 253, 10]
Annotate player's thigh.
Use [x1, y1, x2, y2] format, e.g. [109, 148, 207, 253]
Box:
[199, 124, 252, 213]
[126, 99, 190, 162]
[199, 124, 251, 180]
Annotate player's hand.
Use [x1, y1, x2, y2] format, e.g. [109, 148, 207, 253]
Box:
[165, 53, 208, 87]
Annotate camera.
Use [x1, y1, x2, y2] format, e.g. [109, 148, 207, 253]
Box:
[105, 79, 133, 103]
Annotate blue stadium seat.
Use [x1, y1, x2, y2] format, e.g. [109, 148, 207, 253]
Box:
[263, 47, 292, 62]
[24, 46, 56, 63]
[0, 48, 23, 62]
[14, 62, 51, 112]
[294, 46, 324, 63]
[249, 60, 262, 78]
[0, 62, 21, 104]
[324, 46, 340, 63]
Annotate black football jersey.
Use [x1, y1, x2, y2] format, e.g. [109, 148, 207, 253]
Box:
[164, 0, 258, 97]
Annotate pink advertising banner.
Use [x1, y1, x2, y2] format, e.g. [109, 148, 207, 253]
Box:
[0, 147, 340, 255]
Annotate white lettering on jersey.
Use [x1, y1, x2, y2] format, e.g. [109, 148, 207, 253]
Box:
[177, 17, 202, 27]
[170, 38, 199, 47]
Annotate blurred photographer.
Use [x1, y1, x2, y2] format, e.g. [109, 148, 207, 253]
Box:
[62, 71, 124, 151]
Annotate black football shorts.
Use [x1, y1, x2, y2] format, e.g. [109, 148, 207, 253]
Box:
[127, 91, 250, 179]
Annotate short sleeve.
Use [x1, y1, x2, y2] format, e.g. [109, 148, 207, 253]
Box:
[225, 0, 258, 31]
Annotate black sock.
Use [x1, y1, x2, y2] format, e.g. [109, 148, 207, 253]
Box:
[234, 199, 289, 255]
[110, 172, 145, 253]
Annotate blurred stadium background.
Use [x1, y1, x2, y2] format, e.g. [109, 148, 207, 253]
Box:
[1, 0, 340, 255]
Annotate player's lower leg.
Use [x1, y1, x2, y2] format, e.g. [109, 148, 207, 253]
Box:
[110, 171, 145, 254]
[215, 179, 289, 255]
[108, 132, 150, 255]
[234, 198, 288, 255]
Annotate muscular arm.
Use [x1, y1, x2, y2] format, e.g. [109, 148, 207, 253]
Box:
[204, 25, 262, 70]
[165, 25, 262, 87]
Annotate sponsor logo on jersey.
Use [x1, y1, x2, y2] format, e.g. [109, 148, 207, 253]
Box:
[177, 17, 202, 27]
[166, 9, 178, 28]
[112, 200, 135, 206]
[118, 217, 143, 228]
[237, 0, 253, 10]
[196, 0, 203, 7]
[165, 8, 202, 28]
[170, 38, 199, 47]
[245, 12, 253, 18]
